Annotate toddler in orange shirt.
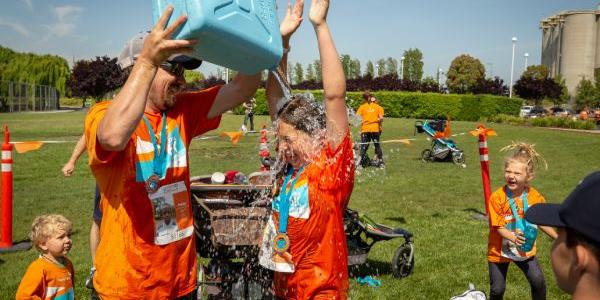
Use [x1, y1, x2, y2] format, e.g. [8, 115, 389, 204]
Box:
[16, 214, 75, 300]
[486, 142, 557, 300]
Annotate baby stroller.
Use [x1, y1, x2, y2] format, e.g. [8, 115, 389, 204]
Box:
[414, 120, 465, 165]
[344, 208, 415, 278]
[191, 176, 273, 300]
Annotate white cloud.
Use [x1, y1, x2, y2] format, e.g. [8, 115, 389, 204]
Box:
[21, 0, 33, 10]
[0, 17, 30, 37]
[44, 5, 84, 37]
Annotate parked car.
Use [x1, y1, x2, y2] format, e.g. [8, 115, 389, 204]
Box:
[528, 107, 548, 118]
[519, 106, 533, 117]
[550, 106, 574, 117]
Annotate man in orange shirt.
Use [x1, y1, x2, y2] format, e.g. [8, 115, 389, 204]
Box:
[84, 7, 260, 299]
[356, 92, 385, 168]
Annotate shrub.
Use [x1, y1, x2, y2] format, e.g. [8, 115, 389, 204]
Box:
[489, 115, 597, 130]
[236, 89, 522, 122]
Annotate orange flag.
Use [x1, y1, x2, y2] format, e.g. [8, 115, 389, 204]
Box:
[220, 132, 243, 144]
[13, 141, 44, 153]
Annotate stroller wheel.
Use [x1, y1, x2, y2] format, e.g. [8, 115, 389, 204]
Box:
[420, 149, 432, 163]
[392, 243, 414, 278]
[452, 153, 465, 165]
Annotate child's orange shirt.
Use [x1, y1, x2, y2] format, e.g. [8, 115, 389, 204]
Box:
[273, 132, 355, 300]
[16, 257, 75, 300]
[487, 186, 546, 263]
[356, 103, 384, 133]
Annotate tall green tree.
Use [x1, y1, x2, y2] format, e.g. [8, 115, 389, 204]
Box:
[522, 65, 549, 80]
[376, 58, 386, 77]
[365, 61, 375, 77]
[293, 62, 304, 84]
[402, 48, 424, 81]
[386, 57, 398, 76]
[184, 70, 205, 84]
[306, 63, 315, 81]
[446, 54, 485, 94]
[575, 78, 597, 110]
[351, 59, 361, 79]
[313, 59, 322, 82]
[340, 54, 352, 78]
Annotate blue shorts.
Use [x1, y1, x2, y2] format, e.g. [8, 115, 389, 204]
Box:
[93, 184, 102, 222]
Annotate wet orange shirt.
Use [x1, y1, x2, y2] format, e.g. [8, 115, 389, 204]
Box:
[487, 186, 545, 263]
[16, 257, 75, 300]
[356, 103, 384, 133]
[273, 133, 355, 300]
[84, 87, 221, 299]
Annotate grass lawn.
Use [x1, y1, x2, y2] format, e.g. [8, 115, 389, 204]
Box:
[0, 110, 598, 299]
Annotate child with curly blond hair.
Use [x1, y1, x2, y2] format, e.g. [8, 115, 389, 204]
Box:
[16, 214, 75, 300]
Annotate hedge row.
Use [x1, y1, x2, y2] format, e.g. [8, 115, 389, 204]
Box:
[235, 90, 522, 121]
[488, 114, 597, 130]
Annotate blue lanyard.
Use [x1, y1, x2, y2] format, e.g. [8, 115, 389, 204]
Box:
[142, 112, 168, 177]
[278, 165, 305, 234]
[505, 187, 529, 229]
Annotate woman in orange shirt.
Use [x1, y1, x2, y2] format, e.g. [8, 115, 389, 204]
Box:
[261, 0, 354, 299]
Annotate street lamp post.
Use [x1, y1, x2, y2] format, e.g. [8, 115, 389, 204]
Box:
[524, 53, 529, 69]
[400, 56, 405, 79]
[509, 37, 517, 98]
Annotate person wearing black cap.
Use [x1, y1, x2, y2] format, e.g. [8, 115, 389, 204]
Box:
[526, 171, 600, 300]
[83, 6, 261, 299]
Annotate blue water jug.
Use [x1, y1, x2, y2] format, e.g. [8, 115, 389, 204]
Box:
[518, 224, 538, 252]
[152, 0, 283, 74]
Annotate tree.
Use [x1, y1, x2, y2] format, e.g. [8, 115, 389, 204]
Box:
[67, 56, 124, 106]
[402, 48, 424, 81]
[552, 75, 569, 106]
[522, 65, 549, 81]
[385, 57, 398, 77]
[340, 54, 352, 78]
[421, 76, 439, 93]
[313, 59, 322, 83]
[293, 62, 304, 84]
[470, 76, 508, 96]
[575, 78, 597, 110]
[376, 58, 386, 77]
[446, 54, 485, 94]
[306, 63, 315, 81]
[365, 61, 375, 77]
[184, 70, 204, 84]
[351, 59, 361, 79]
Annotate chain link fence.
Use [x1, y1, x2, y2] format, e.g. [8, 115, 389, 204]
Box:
[0, 81, 59, 112]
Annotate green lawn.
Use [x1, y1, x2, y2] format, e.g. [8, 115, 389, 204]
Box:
[0, 110, 598, 299]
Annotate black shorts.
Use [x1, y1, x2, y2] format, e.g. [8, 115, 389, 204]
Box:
[93, 184, 102, 222]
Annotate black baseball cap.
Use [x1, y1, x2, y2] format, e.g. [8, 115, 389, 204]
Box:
[525, 171, 600, 246]
[117, 31, 202, 70]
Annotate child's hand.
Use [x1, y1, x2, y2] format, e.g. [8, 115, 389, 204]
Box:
[309, 0, 329, 28]
[280, 1, 304, 39]
[513, 231, 525, 246]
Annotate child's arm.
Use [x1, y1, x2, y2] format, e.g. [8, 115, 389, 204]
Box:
[266, 1, 304, 121]
[15, 264, 44, 300]
[62, 134, 86, 177]
[496, 227, 525, 246]
[540, 225, 558, 240]
[310, 0, 348, 147]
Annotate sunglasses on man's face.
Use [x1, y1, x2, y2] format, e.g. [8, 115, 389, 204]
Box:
[160, 62, 185, 77]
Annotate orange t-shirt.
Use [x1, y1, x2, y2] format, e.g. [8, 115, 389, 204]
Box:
[16, 257, 75, 300]
[356, 102, 384, 133]
[487, 186, 546, 263]
[84, 86, 222, 299]
[273, 133, 355, 300]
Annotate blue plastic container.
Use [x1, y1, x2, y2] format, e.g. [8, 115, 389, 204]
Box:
[152, 0, 282, 74]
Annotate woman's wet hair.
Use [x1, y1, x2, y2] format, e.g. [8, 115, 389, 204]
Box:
[278, 94, 326, 136]
[500, 142, 547, 177]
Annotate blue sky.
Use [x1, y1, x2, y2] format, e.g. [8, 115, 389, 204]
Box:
[0, 0, 598, 83]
